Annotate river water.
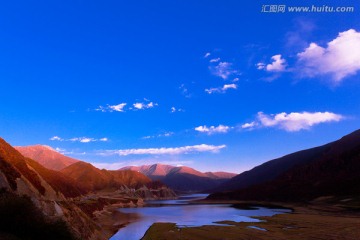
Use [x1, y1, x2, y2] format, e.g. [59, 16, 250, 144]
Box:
[110, 194, 290, 240]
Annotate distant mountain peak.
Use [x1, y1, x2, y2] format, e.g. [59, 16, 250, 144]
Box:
[120, 163, 236, 192]
[15, 145, 79, 171]
[36, 144, 56, 151]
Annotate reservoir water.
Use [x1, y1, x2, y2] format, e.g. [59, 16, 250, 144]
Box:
[110, 194, 290, 240]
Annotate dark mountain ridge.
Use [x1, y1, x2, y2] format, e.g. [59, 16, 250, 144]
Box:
[209, 129, 360, 202]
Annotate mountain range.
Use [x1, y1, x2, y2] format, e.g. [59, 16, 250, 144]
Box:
[121, 164, 236, 192]
[16, 145, 236, 193]
[0, 138, 176, 239]
[209, 129, 360, 202]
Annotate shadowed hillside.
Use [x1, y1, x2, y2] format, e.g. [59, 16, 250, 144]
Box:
[209, 129, 360, 202]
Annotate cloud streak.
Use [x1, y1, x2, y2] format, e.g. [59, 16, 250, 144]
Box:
[50, 136, 109, 143]
[96, 99, 158, 112]
[256, 111, 343, 132]
[195, 125, 231, 134]
[205, 84, 237, 94]
[98, 144, 226, 156]
[142, 132, 174, 139]
[171, 107, 184, 113]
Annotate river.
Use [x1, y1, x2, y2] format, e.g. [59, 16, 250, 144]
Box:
[110, 194, 290, 240]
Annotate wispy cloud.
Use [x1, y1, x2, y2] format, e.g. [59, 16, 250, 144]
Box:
[142, 132, 174, 139]
[97, 144, 226, 156]
[285, 18, 316, 50]
[241, 121, 257, 129]
[210, 61, 238, 80]
[179, 84, 192, 98]
[109, 103, 127, 112]
[50, 136, 109, 143]
[50, 136, 63, 141]
[210, 57, 221, 63]
[204, 52, 211, 58]
[296, 29, 360, 82]
[55, 147, 86, 155]
[205, 84, 237, 94]
[195, 125, 231, 135]
[96, 103, 127, 112]
[256, 111, 343, 132]
[170, 107, 185, 113]
[96, 99, 158, 112]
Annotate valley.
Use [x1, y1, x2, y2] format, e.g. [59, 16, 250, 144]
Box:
[1, 129, 360, 239]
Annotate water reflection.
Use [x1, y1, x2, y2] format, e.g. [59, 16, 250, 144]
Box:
[110, 194, 290, 240]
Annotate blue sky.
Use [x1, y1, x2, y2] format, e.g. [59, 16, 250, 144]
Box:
[1, 1, 360, 173]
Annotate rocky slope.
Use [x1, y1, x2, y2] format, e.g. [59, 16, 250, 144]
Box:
[0, 138, 109, 240]
[1, 139, 177, 239]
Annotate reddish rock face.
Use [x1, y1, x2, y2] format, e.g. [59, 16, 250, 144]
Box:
[15, 145, 79, 171]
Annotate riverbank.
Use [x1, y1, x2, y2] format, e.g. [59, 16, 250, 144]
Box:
[141, 199, 360, 240]
[71, 189, 178, 239]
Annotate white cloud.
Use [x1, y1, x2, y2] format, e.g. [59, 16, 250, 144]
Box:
[133, 101, 157, 110]
[98, 144, 226, 156]
[109, 103, 127, 112]
[142, 132, 174, 139]
[241, 122, 257, 129]
[297, 29, 360, 82]
[205, 84, 237, 94]
[170, 107, 184, 113]
[50, 136, 63, 141]
[96, 99, 158, 112]
[204, 52, 211, 58]
[256, 62, 266, 70]
[51, 136, 109, 143]
[54, 147, 86, 155]
[257, 111, 343, 132]
[265, 54, 287, 72]
[195, 125, 231, 134]
[162, 132, 174, 137]
[96, 103, 127, 112]
[210, 61, 237, 79]
[70, 137, 95, 143]
[232, 77, 239, 82]
[210, 58, 221, 63]
[133, 103, 144, 109]
[55, 147, 67, 154]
